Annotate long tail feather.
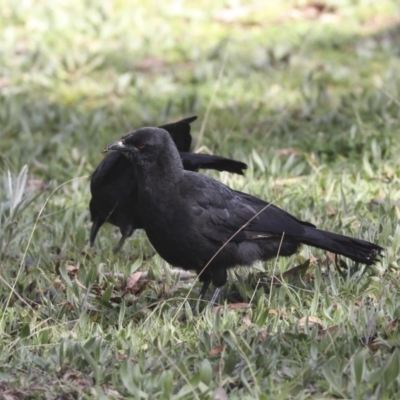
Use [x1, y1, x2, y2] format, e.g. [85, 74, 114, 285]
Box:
[300, 228, 383, 265]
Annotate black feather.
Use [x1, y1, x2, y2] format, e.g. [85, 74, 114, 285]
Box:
[103, 127, 383, 298]
[89, 116, 247, 252]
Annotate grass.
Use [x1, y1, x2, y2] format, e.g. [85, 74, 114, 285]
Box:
[0, 0, 400, 398]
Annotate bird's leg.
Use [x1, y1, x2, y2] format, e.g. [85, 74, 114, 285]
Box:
[193, 269, 226, 310]
[192, 278, 212, 315]
[199, 270, 225, 307]
[199, 279, 212, 299]
[209, 287, 223, 308]
[113, 235, 128, 254]
[113, 227, 135, 254]
[208, 269, 227, 306]
[190, 278, 212, 314]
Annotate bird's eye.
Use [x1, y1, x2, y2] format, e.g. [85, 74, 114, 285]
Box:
[136, 144, 145, 150]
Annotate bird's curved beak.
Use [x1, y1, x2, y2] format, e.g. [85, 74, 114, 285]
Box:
[102, 141, 125, 153]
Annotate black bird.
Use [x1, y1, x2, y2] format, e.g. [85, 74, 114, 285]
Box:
[90, 116, 247, 253]
[103, 127, 383, 301]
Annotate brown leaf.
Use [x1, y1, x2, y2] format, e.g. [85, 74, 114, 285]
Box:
[118, 354, 138, 362]
[366, 342, 381, 352]
[272, 177, 304, 187]
[326, 252, 336, 264]
[126, 272, 142, 291]
[268, 309, 288, 317]
[275, 148, 300, 157]
[209, 344, 225, 356]
[226, 302, 249, 311]
[280, 1, 338, 22]
[326, 204, 336, 217]
[386, 319, 399, 334]
[65, 264, 79, 278]
[360, 335, 380, 352]
[298, 316, 323, 329]
[25, 178, 49, 192]
[213, 387, 228, 400]
[318, 324, 339, 339]
[309, 256, 319, 264]
[242, 314, 252, 327]
[58, 301, 74, 311]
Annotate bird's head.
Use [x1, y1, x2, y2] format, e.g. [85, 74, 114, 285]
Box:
[103, 127, 183, 173]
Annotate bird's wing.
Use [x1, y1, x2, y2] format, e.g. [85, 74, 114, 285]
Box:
[180, 152, 247, 174]
[90, 152, 131, 190]
[180, 172, 314, 244]
[160, 116, 197, 152]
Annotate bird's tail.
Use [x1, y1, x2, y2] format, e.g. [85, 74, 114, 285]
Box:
[299, 227, 383, 265]
[184, 153, 248, 175]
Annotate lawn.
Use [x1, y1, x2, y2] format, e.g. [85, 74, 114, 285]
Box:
[1, 0, 400, 398]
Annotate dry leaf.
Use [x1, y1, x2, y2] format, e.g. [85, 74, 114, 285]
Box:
[272, 177, 304, 187]
[209, 344, 225, 356]
[118, 354, 138, 362]
[366, 343, 381, 352]
[242, 314, 252, 327]
[318, 324, 339, 339]
[66, 264, 78, 274]
[275, 148, 299, 156]
[268, 309, 288, 318]
[298, 316, 323, 329]
[65, 264, 79, 280]
[386, 319, 399, 334]
[58, 301, 74, 311]
[354, 300, 363, 308]
[126, 272, 142, 291]
[25, 178, 49, 192]
[213, 387, 228, 400]
[212, 302, 249, 313]
[74, 276, 87, 290]
[326, 204, 336, 217]
[280, 1, 338, 22]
